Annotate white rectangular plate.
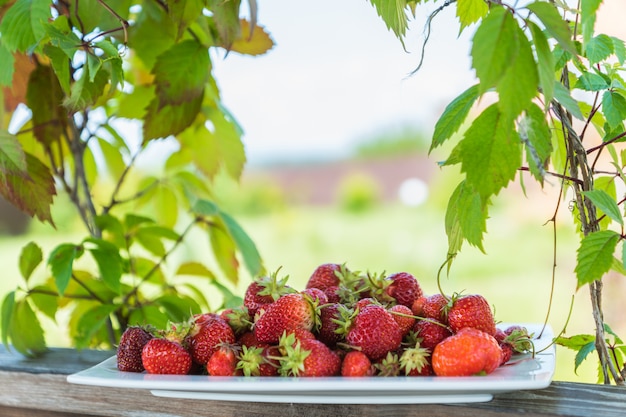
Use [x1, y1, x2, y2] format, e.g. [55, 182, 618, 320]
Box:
[67, 323, 555, 404]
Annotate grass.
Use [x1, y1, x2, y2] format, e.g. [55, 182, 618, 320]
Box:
[0, 189, 619, 383]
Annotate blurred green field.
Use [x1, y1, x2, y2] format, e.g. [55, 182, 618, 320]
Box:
[0, 164, 621, 384]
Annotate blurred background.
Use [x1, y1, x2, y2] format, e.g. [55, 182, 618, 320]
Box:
[2, 0, 625, 383]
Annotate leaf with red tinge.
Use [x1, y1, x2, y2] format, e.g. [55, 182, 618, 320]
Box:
[0, 152, 56, 226]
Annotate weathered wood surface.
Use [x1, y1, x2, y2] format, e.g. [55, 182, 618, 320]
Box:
[1, 346, 625, 417]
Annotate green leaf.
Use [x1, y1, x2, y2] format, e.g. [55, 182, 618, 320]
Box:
[85, 238, 123, 293]
[19, 241, 43, 282]
[581, 0, 602, 45]
[431, 84, 480, 152]
[28, 285, 58, 321]
[455, 181, 487, 252]
[576, 230, 621, 289]
[63, 65, 108, 113]
[0, 130, 28, 176]
[43, 45, 72, 95]
[218, 210, 263, 277]
[155, 294, 200, 322]
[143, 95, 202, 141]
[575, 341, 597, 374]
[127, 0, 176, 70]
[75, 304, 119, 349]
[575, 72, 610, 91]
[522, 103, 553, 184]
[169, 0, 205, 40]
[497, 24, 538, 120]
[97, 138, 126, 180]
[456, 0, 488, 32]
[583, 189, 623, 226]
[0, 42, 14, 86]
[471, 6, 519, 93]
[176, 261, 218, 280]
[553, 81, 584, 120]
[152, 40, 209, 107]
[1, 291, 15, 349]
[611, 36, 626, 65]
[128, 305, 169, 329]
[602, 90, 626, 130]
[207, 109, 246, 180]
[95, 214, 126, 249]
[11, 299, 47, 356]
[67, 0, 131, 35]
[526, 1, 577, 55]
[48, 243, 83, 295]
[0, 0, 51, 52]
[528, 21, 555, 109]
[585, 34, 614, 65]
[209, 221, 239, 283]
[154, 186, 178, 228]
[209, 0, 243, 48]
[444, 182, 465, 257]
[367, 0, 409, 43]
[459, 104, 521, 198]
[125, 214, 155, 230]
[192, 198, 219, 216]
[556, 333, 595, 350]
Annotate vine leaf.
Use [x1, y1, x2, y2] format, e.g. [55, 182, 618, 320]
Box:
[0, 130, 27, 176]
[555, 333, 596, 374]
[585, 34, 614, 65]
[602, 90, 626, 130]
[230, 19, 274, 56]
[367, 0, 409, 46]
[526, 1, 577, 55]
[0, 42, 13, 86]
[431, 84, 480, 153]
[48, 243, 84, 296]
[575, 230, 621, 289]
[169, 0, 205, 40]
[75, 304, 119, 349]
[26, 63, 66, 145]
[471, 6, 519, 93]
[459, 104, 521, 199]
[528, 21, 555, 110]
[581, 0, 602, 45]
[0, 152, 56, 226]
[582, 189, 623, 226]
[10, 298, 47, 357]
[521, 103, 552, 184]
[575, 72, 610, 92]
[456, 0, 488, 32]
[553, 81, 584, 120]
[84, 238, 124, 294]
[0, 0, 51, 53]
[19, 241, 43, 283]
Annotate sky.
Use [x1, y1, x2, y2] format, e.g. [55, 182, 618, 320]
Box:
[211, 0, 477, 165]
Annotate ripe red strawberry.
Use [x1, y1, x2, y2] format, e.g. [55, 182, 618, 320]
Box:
[499, 342, 514, 365]
[306, 263, 344, 291]
[447, 294, 496, 336]
[341, 350, 373, 377]
[278, 335, 341, 377]
[117, 326, 154, 372]
[207, 345, 241, 376]
[422, 293, 450, 323]
[187, 316, 236, 365]
[244, 270, 293, 316]
[389, 304, 416, 337]
[253, 293, 317, 344]
[413, 318, 452, 351]
[385, 272, 423, 307]
[344, 304, 403, 360]
[432, 328, 502, 376]
[141, 338, 192, 375]
[301, 287, 328, 304]
[411, 295, 426, 316]
[317, 303, 345, 347]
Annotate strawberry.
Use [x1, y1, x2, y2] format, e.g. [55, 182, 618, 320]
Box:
[385, 272, 423, 308]
[219, 306, 252, 335]
[400, 345, 432, 376]
[253, 293, 318, 344]
[117, 326, 154, 373]
[207, 345, 241, 376]
[413, 318, 452, 351]
[237, 345, 280, 376]
[244, 269, 293, 316]
[317, 303, 345, 347]
[187, 316, 236, 365]
[411, 295, 426, 316]
[431, 327, 502, 376]
[141, 338, 192, 375]
[447, 294, 496, 336]
[374, 352, 402, 376]
[422, 293, 449, 323]
[344, 304, 403, 360]
[278, 334, 341, 377]
[341, 350, 373, 377]
[389, 304, 416, 337]
[301, 287, 329, 305]
[306, 263, 353, 291]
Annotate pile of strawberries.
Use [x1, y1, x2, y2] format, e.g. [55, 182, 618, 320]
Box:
[117, 263, 534, 377]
